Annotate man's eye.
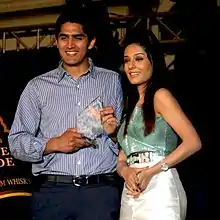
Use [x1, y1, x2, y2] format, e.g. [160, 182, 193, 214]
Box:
[75, 37, 83, 40]
[59, 36, 67, 40]
[124, 59, 129, 63]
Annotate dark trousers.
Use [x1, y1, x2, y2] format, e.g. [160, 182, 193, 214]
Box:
[0, 196, 32, 220]
[32, 182, 120, 220]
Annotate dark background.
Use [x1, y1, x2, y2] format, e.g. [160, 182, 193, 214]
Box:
[1, 0, 219, 219]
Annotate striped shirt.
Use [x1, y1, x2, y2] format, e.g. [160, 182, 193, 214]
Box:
[8, 59, 123, 176]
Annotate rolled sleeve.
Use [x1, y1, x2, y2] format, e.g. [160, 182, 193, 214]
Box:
[8, 80, 47, 162]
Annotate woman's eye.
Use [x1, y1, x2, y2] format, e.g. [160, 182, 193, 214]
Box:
[135, 57, 144, 61]
[124, 59, 129, 63]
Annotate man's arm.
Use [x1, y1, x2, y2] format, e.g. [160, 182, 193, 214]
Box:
[105, 75, 123, 154]
[8, 80, 47, 162]
[113, 74, 123, 128]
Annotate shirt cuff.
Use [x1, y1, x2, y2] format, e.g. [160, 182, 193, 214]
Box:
[106, 137, 119, 155]
[32, 137, 50, 160]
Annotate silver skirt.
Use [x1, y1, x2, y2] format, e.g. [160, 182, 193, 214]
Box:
[119, 157, 187, 220]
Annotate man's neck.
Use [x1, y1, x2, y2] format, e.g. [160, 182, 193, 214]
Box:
[63, 59, 90, 80]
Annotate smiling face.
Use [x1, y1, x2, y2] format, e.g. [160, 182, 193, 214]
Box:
[56, 22, 95, 69]
[124, 43, 152, 89]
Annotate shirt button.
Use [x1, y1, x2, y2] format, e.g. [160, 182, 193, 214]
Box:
[76, 84, 80, 89]
[77, 102, 81, 106]
[77, 161, 81, 165]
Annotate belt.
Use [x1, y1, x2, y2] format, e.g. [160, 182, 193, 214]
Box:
[38, 172, 119, 187]
[127, 151, 163, 165]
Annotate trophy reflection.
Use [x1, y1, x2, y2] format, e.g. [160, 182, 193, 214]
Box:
[77, 97, 103, 147]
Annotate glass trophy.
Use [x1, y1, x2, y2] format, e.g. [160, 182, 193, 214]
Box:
[77, 97, 104, 145]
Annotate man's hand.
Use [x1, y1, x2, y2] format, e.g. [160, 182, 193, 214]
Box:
[100, 106, 118, 135]
[44, 128, 90, 154]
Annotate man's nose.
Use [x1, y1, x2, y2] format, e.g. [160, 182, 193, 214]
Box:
[67, 38, 75, 48]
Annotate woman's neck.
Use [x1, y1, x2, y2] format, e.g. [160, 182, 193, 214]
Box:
[137, 84, 146, 107]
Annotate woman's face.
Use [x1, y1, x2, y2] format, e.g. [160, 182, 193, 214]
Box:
[124, 43, 152, 87]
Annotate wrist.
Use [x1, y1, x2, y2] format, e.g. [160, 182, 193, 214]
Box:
[148, 160, 169, 175]
[147, 165, 160, 177]
[44, 137, 59, 154]
[160, 160, 169, 172]
[120, 165, 129, 179]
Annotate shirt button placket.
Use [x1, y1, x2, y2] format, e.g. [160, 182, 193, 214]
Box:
[75, 82, 81, 108]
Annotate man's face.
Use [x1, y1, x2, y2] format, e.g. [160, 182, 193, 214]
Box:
[56, 22, 95, 67]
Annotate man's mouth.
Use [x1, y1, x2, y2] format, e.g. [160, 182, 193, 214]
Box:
[66, 51, 78, 56]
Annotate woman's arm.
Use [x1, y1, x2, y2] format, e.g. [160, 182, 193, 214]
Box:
[146, 88, 201, 176]
[117, 150, 143, 195]
[117, 150, 129, 177]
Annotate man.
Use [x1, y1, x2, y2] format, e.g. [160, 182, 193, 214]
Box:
[8, 6, 123, 220]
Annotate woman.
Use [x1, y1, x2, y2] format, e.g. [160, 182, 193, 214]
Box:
[116, 28, 201, 220]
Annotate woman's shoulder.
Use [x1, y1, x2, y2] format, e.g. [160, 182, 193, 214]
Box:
[155, 87, 178, 102]
[154, 88, 177, 112]
[154, 88, 172, 99]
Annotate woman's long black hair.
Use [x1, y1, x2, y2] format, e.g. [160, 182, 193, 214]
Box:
[122, 28, 170, 135]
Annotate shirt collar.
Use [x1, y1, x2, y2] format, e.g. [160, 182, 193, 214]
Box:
[57, 58, 96, 82]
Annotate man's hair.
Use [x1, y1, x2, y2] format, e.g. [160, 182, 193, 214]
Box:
[55, 5, 96, 41]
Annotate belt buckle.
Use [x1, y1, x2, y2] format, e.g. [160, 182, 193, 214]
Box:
[128, 151, 153, 165]
[72, 176, 88, 187]
[142, 152, 152, 163]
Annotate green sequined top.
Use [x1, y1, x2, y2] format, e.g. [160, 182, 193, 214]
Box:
[117, 106, 178, 157]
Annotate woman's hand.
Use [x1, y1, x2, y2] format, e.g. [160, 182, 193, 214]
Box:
[136, 168, 154, 192]
[121, 167, 145, 197]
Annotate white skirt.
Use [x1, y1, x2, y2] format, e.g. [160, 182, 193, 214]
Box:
[119, 159, 187, 220]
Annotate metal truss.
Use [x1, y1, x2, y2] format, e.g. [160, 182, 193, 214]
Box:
[0, 25, 57, 53]
[109, 11, 185, 70]
[0, 11, 184, 70]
